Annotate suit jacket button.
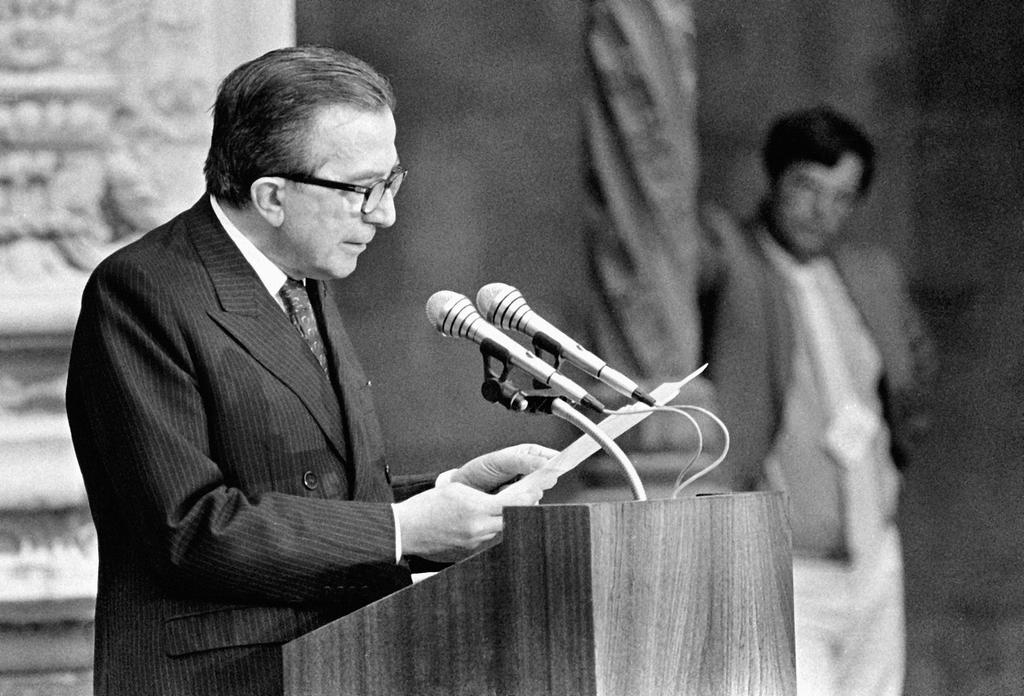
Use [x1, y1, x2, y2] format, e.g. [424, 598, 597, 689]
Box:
[384, 464, 392, 484]
[303, 471, 319, 490]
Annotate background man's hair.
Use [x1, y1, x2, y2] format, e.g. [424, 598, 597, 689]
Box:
[762, 106, 875, 194]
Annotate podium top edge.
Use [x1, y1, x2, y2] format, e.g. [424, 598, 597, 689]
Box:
[532, 491, 785, 509]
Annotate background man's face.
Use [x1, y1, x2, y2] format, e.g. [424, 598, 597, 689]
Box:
[768, 152, 863, 261]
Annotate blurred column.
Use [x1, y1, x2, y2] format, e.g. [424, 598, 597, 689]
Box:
[584, 0, 701, 388]
[572, 0, 707, 499]
[0, 1, 292, 693]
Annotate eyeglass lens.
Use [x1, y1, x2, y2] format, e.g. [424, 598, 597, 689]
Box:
[365, 169, 406, 213]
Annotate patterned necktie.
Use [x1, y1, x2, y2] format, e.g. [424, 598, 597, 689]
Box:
[279, 278, 329, 373]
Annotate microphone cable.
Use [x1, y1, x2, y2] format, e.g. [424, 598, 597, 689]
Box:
[584, 399, 731, 497]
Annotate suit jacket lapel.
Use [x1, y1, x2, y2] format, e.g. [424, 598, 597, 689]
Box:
[313, 280, 373, 473]
[183, 197, 349, 463]
[832, 247, 910, 390]
[744, 222, 795, 414]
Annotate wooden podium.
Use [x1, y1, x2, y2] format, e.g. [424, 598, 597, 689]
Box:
[282, 492, 795, 695]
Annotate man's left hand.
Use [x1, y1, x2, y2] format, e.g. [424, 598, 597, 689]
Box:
[436, 444, 558, 493]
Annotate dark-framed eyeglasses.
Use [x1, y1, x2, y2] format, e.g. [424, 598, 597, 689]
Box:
[268, 165, 407, 214]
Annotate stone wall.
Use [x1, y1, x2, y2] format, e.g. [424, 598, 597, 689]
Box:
[0, 2, 293, 693]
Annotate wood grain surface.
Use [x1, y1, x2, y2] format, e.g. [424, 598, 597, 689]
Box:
[282, 492, 794, 695]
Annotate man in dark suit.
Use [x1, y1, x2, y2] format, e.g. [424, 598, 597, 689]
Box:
[689, 107, 935, 695]
[66, 46, 554, 696]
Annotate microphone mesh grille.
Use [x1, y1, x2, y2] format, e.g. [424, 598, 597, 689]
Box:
[477, 282, 531, 331]
[425, 290, 480, 339]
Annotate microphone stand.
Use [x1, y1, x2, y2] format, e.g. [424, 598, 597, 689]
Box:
[544, 397, 647, 502]
[479, 346, 648, 502]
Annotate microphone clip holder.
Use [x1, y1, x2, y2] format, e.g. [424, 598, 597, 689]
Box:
[479, 340, 561, 415]
[529, 332, 563, 371]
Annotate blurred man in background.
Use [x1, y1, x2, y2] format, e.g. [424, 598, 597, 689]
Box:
[692, 107, 935, 695]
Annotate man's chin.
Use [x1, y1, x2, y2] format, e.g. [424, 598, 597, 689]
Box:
[789, 233, 831, 260]
[310, 261, 358, 281]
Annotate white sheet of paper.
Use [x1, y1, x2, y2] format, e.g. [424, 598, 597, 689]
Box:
[497, 365, 707, 500]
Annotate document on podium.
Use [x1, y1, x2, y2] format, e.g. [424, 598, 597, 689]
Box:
[410, 367, 708, 581]
[497, 365, 707, 500]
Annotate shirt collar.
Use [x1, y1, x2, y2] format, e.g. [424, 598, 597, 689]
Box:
[210, 195, 291, 297]
[758, 227, 835, 295]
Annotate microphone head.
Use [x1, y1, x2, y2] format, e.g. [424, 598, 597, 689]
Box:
[425, 290, 480, 339]
[476, 282, 531, 331]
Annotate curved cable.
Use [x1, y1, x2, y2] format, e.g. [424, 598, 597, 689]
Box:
[588, 400, 730, 499]
[550, 398, 647, 501]
[668, 405, 730, 497]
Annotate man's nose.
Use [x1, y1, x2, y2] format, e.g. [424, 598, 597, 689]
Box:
[364, 189, 397, 228]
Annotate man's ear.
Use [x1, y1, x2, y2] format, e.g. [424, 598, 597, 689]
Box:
[250, 177, 287, 227]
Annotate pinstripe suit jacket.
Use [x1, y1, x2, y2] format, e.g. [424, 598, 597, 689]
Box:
[67, 197, 431, 695]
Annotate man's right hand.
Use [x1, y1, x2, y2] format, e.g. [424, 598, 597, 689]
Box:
[393, 474, 548, 563]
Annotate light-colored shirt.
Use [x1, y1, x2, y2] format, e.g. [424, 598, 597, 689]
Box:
[210, 195, 404, 563]
[759, 234, 899, 561]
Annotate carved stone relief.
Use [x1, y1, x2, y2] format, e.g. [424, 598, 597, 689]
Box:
[0, 0, 294, 688]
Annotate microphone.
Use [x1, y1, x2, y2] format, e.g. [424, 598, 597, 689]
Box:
[476, 283, 656, 406]
[425, 290, 606, 413]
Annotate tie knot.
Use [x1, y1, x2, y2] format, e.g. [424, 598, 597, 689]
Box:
[279, 277, 309, 308]
[281, 276, 306, 292]
[278, 278, 329, 373]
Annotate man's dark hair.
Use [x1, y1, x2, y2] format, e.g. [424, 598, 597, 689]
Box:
[762, 106, 875, 195]
[204, 45, 395, 206]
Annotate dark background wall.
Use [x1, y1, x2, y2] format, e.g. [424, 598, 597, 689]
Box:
[297, 2, 1024, 693]
[297, 0, 589, 468]
[696, 3, 1024, 694]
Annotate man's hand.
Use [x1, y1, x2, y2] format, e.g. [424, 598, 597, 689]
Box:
[394, 444, 558, 563]
[435, 443, 558, 492]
